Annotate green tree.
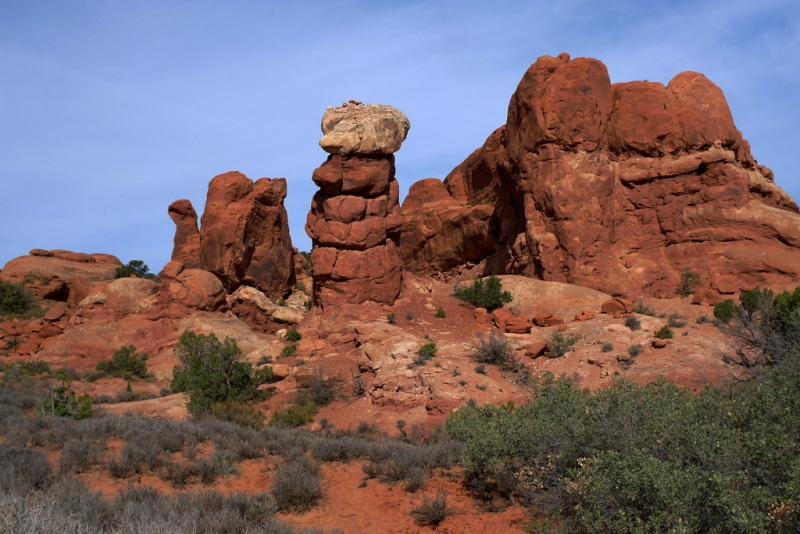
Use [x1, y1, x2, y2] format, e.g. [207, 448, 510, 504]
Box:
[170, 331, 273, 413]
[42, 367, 93, 419]
[114, 260, 156, 280]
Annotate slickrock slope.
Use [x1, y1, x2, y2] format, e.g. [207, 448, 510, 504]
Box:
[169, 172, 296, 300]
[401, 53, 800, 299]
[306, 102, 408, 307]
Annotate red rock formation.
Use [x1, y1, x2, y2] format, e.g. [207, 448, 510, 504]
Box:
[168, 172, 296, 300]
[307, 104, 408, 307]
[167, 199, 201, 268]
[401, 53, 800, 298]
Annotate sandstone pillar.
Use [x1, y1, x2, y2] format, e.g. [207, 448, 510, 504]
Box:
[306, 103, 410, 307]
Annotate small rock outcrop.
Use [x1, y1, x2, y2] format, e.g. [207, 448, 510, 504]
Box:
[401, 53, 800, 297]
[167, 172, 296, 300]
[307, 103, 409, 307]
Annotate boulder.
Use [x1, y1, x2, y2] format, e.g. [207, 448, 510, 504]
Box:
[319, 103, 410, 156]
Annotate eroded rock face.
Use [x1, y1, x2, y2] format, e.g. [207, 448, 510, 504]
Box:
[307, 104, 407, 307]
[168, 172, 296, 300]
[401, 53, 800, 297]
[167, 200, 201, 268]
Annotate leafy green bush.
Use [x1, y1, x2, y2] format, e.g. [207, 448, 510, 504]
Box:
[96, 345, 148, 379]
[114, 260, 155, 280]
[281, 344, 296, 357]
[455, 275, 512, 312]
[418, 342, 438, 359]
[387, 312, 396, 325]
[714, 299, 736, 323]
[435, 307, 446, 318]
[210, 399, 265, 429]
[0, 280, 37, 315]
[270, 393, 318, 428]
[170, 331, 273, 413]
[654, 325, 674, 339]
[446, 369, 800, 532]
[285, 329, 302, 342]
[740, 287, 772, 315]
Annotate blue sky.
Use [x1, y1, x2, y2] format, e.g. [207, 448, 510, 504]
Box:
[1, 0, 798, 272]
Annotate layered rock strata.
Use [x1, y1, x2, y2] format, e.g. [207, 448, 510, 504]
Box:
[306, 103, 409, 307]
[401, 53, 800, 297]
[168, 172, 295, 300]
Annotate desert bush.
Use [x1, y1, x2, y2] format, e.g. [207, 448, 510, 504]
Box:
[271, 456, 323, 512]
[411, 489, 452, 527]
[435, 307, 446, 318]
[474, 363, 487, 375]
[285, 328, 302, 342]
[114, 259, 155, 279]
[59, 439, 100, 474]
[667, 313, 687, 328]
[677, 268, 701, 296]
[547, 332, 579, 358]
[95, 345, 148, 379]
[472, 331, 517, 370]
[0, 280, 37, 316]
[412, 342, 438, 366]
[210, 399, 266, 429]
[308, 369, 338, 407]
[601, 342, 614, 353]
[270, 399, 318, 428]
[455, 275, 512, 312]
[714, 299, 736, 323]
[387, 312, 396, 325]
[0, 444, 52, 493]
[171, 330, 273, 413]
[42, 370, 93, 420]
[349, 369, 366, 397]
[632, 301, 656, 316]
[281, 344, 297, 357]
[654, 325, 674, 339]
[624, 316, 641, 331]
[628, 344, 642, 358]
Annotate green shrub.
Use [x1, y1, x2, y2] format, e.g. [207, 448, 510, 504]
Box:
[633, 301, 656, 316]
[96, 345, 148, 379]
[714, 299, 736, 323]
[434, 307, 446, 318]
[285, 329, 302, 342]
[740, 287, 772, 315]
[42, 369, 93, 420]
[271, 456, 323, 512]
[281, 344, 296, 357]
[210, 400, 265, 429]
[455, 275, 512, 312]
[308, 369, 338, 407]
[418, 342, 438, 359]
[387, 312, 396, 325]
[114, 260, 155, 280]
[170, 331, 273, 413]
[0, 280, 36, 315]
[654, 325, 674, 339]
[547, 332, 579, 357]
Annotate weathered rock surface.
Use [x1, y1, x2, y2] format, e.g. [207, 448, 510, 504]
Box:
[400, 53, 800, 298]
[167, 199, 201, 268]
[319, 103, 410, 156]
[169, 171, 296, 300]
[0, 249, 122, 302]
[308, 104, 408, 307]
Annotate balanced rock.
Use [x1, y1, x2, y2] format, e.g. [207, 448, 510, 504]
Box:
[320, 103, 410, 156]
[308, 104, 408, 307]
[400, 53, 800, 297]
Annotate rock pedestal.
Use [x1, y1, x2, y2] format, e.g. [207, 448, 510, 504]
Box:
[306, 103, 409, 307]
